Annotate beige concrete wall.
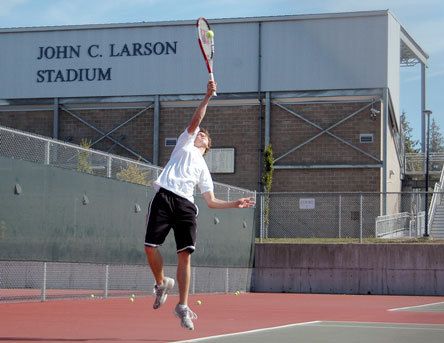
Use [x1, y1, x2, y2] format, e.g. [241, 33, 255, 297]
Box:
[253, 243, 444, 295]
[385, 119, 402, 214]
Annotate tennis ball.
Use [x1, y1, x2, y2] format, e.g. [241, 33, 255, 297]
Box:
[197, 300, 202, 305]
[206, 30, 214, 39]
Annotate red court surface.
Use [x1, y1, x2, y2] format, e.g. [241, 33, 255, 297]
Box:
[1, 293, 444, 342]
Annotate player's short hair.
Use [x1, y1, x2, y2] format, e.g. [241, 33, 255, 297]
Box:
[199, 128, 211, 155]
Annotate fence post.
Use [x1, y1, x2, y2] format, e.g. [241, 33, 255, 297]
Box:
[191, 267, 196, 294]
[260, 194, 264, 241]
[360, 195, 363, 243]
[104, 265, 109, 298]
[225, 267, 229, 293]
[41, 262, 47, 302]
[338, 195, 342, 238]
[107, 157, 112, 178]
[44, 141, 50, 165]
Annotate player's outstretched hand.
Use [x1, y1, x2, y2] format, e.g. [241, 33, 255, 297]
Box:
[235, 197, 255, 208]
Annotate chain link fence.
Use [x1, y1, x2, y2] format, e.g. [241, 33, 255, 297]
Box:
[0, 124, 255, 201]
[0, 261, 252, 303]
[258, 192, 443, 240]
[0, 124, 256, 302]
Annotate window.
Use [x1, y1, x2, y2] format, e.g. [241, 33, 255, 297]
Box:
[204, 148, 235, 173]
[165, 138, 177, 147]
[360, 133, 374, 143]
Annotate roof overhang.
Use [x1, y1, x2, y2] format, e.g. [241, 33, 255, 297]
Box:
[400, 27, 429, 67]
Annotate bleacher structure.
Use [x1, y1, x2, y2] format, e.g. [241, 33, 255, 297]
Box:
[376, 154, 444, 239]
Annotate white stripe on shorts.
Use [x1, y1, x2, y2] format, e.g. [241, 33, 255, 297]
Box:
[177, 245, 195, 253]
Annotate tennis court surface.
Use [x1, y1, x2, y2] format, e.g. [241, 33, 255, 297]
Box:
[1, 293, 444, 342]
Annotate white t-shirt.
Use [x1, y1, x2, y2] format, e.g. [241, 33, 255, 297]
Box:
[154, 127, 214, 203]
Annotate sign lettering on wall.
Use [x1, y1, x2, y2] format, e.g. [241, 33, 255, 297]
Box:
[35, 41, 177, 83]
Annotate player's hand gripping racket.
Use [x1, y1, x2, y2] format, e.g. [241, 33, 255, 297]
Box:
[197, 17, 216, 96]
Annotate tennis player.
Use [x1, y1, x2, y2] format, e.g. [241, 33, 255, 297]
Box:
[144, 80, 254, 330]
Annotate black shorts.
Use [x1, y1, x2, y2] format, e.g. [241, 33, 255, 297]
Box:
[144, 188, 198, 253]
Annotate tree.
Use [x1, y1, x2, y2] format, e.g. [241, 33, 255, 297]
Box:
[77, 138, 93, 174]
[262, 144, 274, 236]
[262, 144, 274, 193]
[429, 118, 444, 153]
[401, 112, 419, 153]
[116, 163, 149, 186]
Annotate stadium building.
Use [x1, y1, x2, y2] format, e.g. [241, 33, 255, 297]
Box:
[0, 10, 429, 216]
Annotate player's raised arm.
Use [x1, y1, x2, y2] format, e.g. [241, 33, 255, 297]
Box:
[187, 81, 217, 134]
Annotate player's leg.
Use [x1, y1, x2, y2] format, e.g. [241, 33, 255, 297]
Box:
[145, 246, 165, 286]
[172, 198, 198, 330]
[144, 192, 175, 309]
[174, 249, 197, 330]
[176, 250, 191, 306]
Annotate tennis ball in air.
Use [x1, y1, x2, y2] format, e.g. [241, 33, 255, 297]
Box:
[206, 30, 214, 39]
[197, 300, 202, 305]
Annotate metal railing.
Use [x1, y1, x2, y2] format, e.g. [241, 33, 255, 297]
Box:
[375, 212, 416, 238]
[428, 167, 444, 229]
[0, 124, 255, 201]
[404, 152, 444, 175]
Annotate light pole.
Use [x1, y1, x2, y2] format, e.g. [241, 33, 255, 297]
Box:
[423, 109, 432, 237]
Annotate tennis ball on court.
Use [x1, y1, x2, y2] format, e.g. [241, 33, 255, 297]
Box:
[206, 30, 214, 39]
[197, 300, 202, 305]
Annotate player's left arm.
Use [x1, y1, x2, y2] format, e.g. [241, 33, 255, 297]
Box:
[202, 191, 255, 209]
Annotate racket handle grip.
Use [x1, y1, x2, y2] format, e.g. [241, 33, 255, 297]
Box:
[209, 73, 217, 96]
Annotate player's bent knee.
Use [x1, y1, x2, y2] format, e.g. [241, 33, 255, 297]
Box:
[144, 245, 158, 255]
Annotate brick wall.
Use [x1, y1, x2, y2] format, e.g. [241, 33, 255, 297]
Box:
[270, 101, 381, 192]
[272, 169, 380, 192]
[59, 107, 153, 161]
[159, 104, 261, 191]
[0, 99, 386, 193]
[0, 110, 53, 137]
[271, 102, 380, 165]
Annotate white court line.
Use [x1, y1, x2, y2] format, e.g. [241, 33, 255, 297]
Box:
[388, 301, 444, 312]
[172, 321, 321, 343]
[309, 321, 444, 331]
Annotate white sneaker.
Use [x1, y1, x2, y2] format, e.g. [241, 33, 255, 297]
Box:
[152, 277, 175, 309]
[174, 303, 198, 330]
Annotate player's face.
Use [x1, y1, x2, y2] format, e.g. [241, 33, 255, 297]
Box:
[194, 131, 209, 150]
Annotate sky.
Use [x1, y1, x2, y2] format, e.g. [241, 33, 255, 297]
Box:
[0, 0, 442, 145]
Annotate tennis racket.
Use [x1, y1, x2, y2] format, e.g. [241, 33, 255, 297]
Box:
[196, 17, 216, 96]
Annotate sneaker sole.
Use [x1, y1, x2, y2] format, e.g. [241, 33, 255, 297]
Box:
[174, 312, 194, 330]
